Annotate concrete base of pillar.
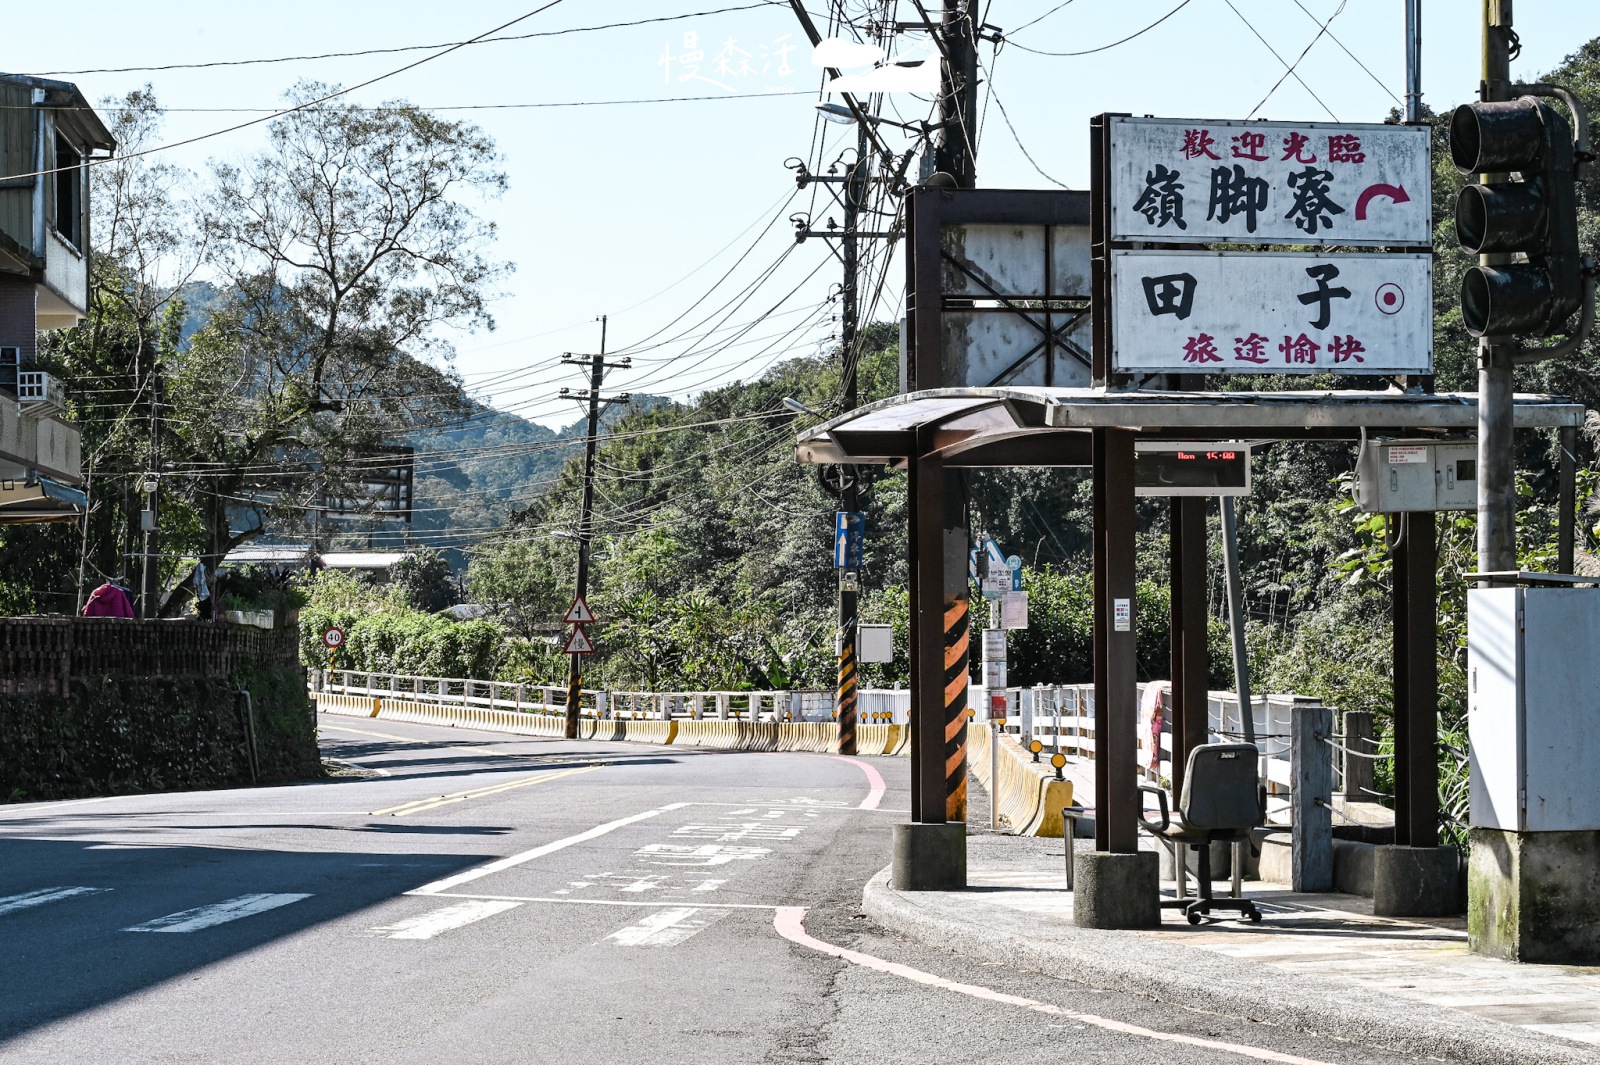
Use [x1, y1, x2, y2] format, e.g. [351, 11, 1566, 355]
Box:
[1373, 845, 1461, 917]
[1469, 828, 1600, 963]
[1073, 850, 1159, 929]
[891, 822, 967, 891]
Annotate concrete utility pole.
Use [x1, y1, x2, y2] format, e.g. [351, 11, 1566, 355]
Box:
[1478, 0, 1517, 575]
[836, 125, 869, 756]
[561, 317, 630, 740]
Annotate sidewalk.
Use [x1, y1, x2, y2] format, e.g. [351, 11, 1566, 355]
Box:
[863, 831, 1600, 1065]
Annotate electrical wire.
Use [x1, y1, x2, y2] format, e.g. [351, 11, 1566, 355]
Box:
[1245, 0, 1349, 121]
[1, 0, 572, 183]
[1290, 0, 1403, 107]
[28, 4, 786, 76]
[976, 63, 1070, 189]
[1219, 0, 1339, 123]
[1003, 0, 1195, 57]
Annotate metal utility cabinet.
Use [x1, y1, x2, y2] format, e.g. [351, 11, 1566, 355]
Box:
[1469, 587, 1600, 832]
[1355, 438, 1477, 513]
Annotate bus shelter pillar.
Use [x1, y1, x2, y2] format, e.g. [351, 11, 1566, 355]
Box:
[1078, 428, 1159, 927]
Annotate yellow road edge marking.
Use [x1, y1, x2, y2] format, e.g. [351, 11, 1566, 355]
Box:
[369, 763, 606, 817]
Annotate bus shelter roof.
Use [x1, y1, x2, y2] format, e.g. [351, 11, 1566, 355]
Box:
[794, 387, 1585, 467]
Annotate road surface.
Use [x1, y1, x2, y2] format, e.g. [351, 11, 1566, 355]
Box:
[0, 715, 1417, 1064]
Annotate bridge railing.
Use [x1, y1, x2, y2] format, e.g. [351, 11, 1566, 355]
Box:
[313, 669, 914, 723]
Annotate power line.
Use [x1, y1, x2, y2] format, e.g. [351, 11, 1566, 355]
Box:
[1289, 0, 1402, 108]
[14, 91, 815, 114]
[1245, 0, 1348, 121]
[1007, 0, 1080, 37]
[1, 0, 572, 183]
[26, 3, 785, 76]
[978, 68, 1070, 189]
[1219, 0, 1339, 123]
[1003, 0, 1195, 58]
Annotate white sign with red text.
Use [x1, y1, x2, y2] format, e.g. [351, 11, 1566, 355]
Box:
[1111, 249, 1431, 375]
[1109, 116, 1430, 246]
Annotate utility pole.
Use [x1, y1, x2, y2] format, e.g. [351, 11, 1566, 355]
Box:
[1478, 0, 1516, 575]
[835, 125, 870, 755]
[932, 0, 978, 187]
[560, 316, 630, 740]
[140, 372, 161, 618]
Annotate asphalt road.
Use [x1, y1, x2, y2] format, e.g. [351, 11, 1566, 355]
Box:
[0, 715, 1421, 1064]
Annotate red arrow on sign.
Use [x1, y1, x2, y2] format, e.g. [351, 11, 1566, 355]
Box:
[1354, 183, 1410, 221]
[563, 626, 596, 654]
[563, 596, 596, 624]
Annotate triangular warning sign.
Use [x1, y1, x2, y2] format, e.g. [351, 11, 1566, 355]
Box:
[564, 596, 596, 624]
[563, 625, 596, 654]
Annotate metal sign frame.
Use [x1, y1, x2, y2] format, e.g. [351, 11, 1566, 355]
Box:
[905, 187, 1092, 392]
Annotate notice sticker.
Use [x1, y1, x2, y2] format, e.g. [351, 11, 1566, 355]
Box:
[1113, 598, 1132, 632]
[1387, 445, 1428, 464]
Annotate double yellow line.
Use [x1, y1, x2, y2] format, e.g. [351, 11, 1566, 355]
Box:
[371, 763, 606, 817]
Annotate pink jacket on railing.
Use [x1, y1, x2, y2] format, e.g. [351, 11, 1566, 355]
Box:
[82, 583, 135, 618]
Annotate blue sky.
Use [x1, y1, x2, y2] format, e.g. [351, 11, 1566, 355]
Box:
[8, 1, 1599, 427]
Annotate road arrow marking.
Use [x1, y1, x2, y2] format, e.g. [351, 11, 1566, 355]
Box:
[1354, 182, 1410, 220]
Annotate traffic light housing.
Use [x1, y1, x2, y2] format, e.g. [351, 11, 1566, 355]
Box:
[1450, 96, 1582, 338]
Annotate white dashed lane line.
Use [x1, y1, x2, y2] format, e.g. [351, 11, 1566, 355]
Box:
[122, 893, 312, 933]
[369, 899, 522, 940]
[606, 907, 726, 947]
[0, 886, 110, 917]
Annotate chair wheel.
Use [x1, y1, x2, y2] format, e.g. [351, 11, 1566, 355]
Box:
[1186, 910, 1202, 925]
[1247, 906, 1262, 923]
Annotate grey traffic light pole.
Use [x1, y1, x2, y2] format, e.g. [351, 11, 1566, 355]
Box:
[1478, 0, 1517, 575]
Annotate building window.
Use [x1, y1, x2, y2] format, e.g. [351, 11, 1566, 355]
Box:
[54, 133, 82, 251]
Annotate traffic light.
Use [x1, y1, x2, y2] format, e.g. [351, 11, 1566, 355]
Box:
[1450, 96, 1582, 338]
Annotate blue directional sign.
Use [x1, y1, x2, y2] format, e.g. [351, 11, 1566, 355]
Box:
[834, 511, 865, 569]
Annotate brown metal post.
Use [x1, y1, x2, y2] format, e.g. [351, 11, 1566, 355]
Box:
[1393, 510, 1439, 847]
[1095, 428, 1140, 853]
[1559, 424, 1576, 574]
[1169, 496, 1209, 799]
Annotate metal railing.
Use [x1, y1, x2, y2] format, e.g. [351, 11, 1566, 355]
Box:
[313, 669, 913, 723]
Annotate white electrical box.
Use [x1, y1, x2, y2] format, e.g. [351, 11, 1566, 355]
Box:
[858, 624, 894, 664]
[1355, 438, 1477, 513]
[1469, 587, 1600, 832]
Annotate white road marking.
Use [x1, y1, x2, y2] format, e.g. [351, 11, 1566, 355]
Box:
[0, 886, 109, 917]
[693, 879, 726, 892]
[370, 899, 521, 940]
[607, 907, 726, 947]
[672, 822, 803, 841]
[122, 893, 312, 933]
[775, 908, 1338, 1065]
[422, 891, 777, 910]
[633, 844, 771, 866]
[412, 803, 690, 895]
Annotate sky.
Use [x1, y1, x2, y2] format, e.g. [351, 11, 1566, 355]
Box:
[7, 0, 1599, 429]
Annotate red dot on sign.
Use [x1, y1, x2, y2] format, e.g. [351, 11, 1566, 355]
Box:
[1383, 292, 1397, 306]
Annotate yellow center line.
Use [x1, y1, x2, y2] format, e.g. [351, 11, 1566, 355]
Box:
[371, 763, 607, 817]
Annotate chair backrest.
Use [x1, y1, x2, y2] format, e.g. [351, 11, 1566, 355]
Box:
[1178, 743, 1263, 831]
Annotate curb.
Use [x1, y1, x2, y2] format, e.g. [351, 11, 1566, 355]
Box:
[861, 867, 1595, 1065]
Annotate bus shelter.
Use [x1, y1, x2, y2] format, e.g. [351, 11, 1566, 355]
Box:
[796, 385, 1582, 914]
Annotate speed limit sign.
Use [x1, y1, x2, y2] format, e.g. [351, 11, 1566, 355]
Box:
[322, 626, 346, 650]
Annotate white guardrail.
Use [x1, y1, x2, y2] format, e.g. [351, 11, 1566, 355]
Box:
[314, 669, 913, 723]
[316, 670, 1318, 811]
